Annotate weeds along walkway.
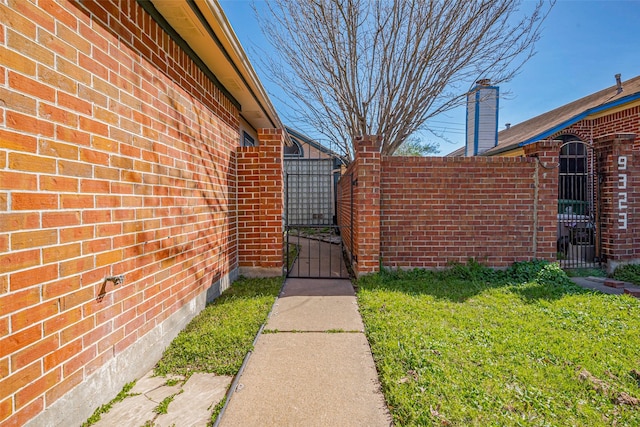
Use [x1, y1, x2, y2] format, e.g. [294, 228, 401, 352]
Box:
[217, 278, 392, 426]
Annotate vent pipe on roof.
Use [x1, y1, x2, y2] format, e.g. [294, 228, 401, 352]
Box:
[615, 73, 623, 94]
[505, 123, 511, 129]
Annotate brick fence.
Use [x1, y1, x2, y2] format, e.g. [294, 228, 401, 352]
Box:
[0, 2, 282, 426]
[339, 137, 559, 276]
[237, 129, 284, 275]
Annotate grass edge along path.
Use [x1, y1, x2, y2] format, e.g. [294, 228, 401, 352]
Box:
[83, 276, 283, 427]
[155, 275, 282, 424]
[154, 276, 282, 377]
[613, 264, 640, 286]
[357, 261, 640, 427]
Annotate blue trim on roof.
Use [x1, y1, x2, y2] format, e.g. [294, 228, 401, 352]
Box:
[518, 92, 640, 147]
[494, 86, 500, 148]
[473, 90, 480, 155]
[464, 95, 469, 156]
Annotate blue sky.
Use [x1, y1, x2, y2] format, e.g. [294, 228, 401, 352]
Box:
[219, 0, 640, 154]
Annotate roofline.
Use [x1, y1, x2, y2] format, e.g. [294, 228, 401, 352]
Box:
[196, 0, 281, 129]
[144, 0, 282, 130]
[138, 0, 241, 110]
[285, 126, 341, 157]
[289, 128, 339, 156]
[517, 92, 640, 147]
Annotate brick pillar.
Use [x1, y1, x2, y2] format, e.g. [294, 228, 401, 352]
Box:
[594, 133, 638, 271]
[236, 129, 284, 276]
[354, 136, 381, 276]
[524, 139, 560, 261]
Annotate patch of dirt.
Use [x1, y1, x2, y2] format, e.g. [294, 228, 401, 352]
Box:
[614, 392, 640, 406]
[578, 368, 640, 406]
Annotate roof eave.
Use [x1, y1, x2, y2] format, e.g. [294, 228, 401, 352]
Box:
[147, 0, 282, 131]
[517, 92, 640, 148]
[198, 0, 282, 129]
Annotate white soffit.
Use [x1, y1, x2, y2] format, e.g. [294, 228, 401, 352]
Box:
[150, 0, 281, 130]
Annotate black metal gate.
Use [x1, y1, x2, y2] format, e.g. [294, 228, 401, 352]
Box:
[557, 139, 601, 269]
[283, 154, 352, 279]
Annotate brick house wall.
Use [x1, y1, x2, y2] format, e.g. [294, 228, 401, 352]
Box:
[0, 1, 282, 426]
[551, 105, 640, 149]
[591, 105, 640, 143]
[339, 137, 558, 276]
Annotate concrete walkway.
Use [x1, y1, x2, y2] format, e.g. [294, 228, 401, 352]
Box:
[218, 278, 392, 426]
[571, 276, 640, 298]
[90, 278, 392, 427]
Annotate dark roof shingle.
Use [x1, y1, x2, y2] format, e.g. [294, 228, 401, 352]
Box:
[486, 75, 640, 155]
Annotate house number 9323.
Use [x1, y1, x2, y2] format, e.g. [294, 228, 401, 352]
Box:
[618, 156, 628, 230]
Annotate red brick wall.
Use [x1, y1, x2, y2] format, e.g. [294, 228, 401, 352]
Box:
[338, 163, 355, 260]
[353, 137, 381, 274]
[591, 105, 640, 139]
[339, 139, 558, 275]
[380, 155, 555, 269]
[237, 129, 284, 272]
[0, 1, 263, 425]
[595, 134, 639, 268]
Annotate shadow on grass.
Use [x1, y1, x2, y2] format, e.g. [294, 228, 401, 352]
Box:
[358, 260, 596, 303]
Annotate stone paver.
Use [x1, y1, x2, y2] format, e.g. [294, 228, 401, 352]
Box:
[92, 370, 230, 427]
[155, 373, 232, 427]
[93, 393, 157, 427]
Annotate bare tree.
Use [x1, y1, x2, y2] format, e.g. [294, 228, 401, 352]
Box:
[256, 0, 552, 159]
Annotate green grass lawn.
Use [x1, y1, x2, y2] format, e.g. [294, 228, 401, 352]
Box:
[357, 261, 640, 426]
[84, 276, 282, 427]
[155, 276, 282, 377]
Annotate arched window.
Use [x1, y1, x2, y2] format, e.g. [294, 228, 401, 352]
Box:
[284, 138, 303, 157]
[558, 135, 589, 213]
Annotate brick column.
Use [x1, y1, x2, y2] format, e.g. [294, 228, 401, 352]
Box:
[236, 129, 284, 276]
[354, 136, 381, 276]
[524, 139, 560, 261]
[594, 133, 638, 271]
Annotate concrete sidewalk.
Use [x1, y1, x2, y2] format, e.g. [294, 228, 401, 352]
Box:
[85, 235, 390, 426]
[218, 278, 392, 426]
[89, 277, 391, 427]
